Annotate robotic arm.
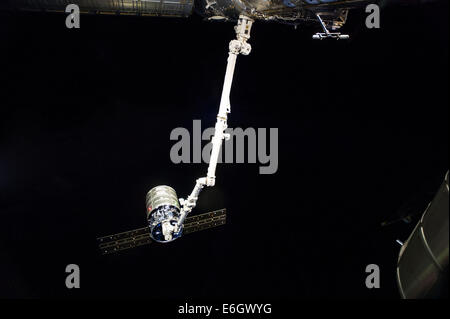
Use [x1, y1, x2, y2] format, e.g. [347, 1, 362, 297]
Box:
[176, 15, 254, 229]
[146, 16, 253, 243]
[146, 12, 348, 243]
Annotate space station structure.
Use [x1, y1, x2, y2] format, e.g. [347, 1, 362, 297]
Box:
[0, 0, 194, 17]
[0, 0, 370, 32]
[197, 0, 354, 29]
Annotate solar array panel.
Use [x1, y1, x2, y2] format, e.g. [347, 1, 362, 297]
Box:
[97, 208, 226, 255]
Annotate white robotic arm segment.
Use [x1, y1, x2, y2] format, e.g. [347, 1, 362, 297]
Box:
[207, 16, 253, 186]
[177, 16, 254, 227]
[176, 177, 206, 228]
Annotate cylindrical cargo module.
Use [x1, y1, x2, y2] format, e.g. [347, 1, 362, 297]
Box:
[146, 185, 183, 243]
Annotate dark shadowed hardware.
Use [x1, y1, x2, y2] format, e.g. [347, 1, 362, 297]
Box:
[396, 171, 449, 299]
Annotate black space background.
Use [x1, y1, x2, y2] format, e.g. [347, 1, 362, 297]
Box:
[0, 2, 448, 299]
